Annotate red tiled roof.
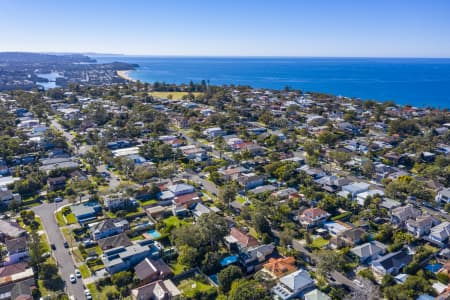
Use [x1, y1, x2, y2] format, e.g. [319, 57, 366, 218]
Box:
[230, 227, 259, 248]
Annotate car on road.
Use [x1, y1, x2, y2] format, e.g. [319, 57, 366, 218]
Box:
[353, 279, 363, 288]
[69, 274, 76, 283]
[51, 244, 56, 250]
[74, 269, 81, 278]
[63, 241, 69, 248]
[54, 197, 63, 202]
[84, 289, 92, 300]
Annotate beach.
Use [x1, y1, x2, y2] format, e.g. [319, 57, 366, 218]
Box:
[117, 70, 135, 82]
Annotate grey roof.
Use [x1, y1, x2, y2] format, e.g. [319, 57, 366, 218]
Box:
[351, 241, 387, 259]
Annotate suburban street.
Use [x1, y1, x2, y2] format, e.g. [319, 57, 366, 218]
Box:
[183, 170, 219, 196]
[32, 200, 86, 300]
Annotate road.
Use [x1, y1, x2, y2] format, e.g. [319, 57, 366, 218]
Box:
[50, 117, 92, 155]
[98, 164, 121, 190]
[32, 200, 86, 300]
[290, 238, 365, 293]
[184, 170, 219, 196]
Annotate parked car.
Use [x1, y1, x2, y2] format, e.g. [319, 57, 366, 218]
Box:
[63, 241, 69, 248]
[69, 274, 76, 283]
[84, 289, 92, 300]
[54, 197, 63, 203]
[74, 269, 81, 278]
[51, 244, 56, 250]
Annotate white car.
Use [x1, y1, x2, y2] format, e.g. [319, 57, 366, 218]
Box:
[69, 274, 76, 283]
[84, 289, 92, 300]
[74, 269, 81, 278]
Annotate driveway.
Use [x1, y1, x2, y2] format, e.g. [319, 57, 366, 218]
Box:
[98, 164, 121, 190]
[32, 201, 86, 299]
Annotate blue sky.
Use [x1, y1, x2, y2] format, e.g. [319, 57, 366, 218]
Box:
[1, 0, 450, 57]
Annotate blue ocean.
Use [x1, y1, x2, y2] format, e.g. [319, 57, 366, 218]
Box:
[95, 56, 450, 108]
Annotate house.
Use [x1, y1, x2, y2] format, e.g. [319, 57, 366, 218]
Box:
[191, 203, 211, 218]
[405, 215, 439, 238]
[428, 222, 450, 246]
[350, 241, 387, 263]
[0, 220, 26, 241]
[4, 237, 28, 265]
[272, 269, 315, 300]
[436, 188, 450, 203]
[304, 289, 331, 300]
[219, 167, 248, 181]
[47, 176, 67, 191]
[203, 127, 226, 139]
[102, 240, 162, 274]
[263, 257, 297, 278]
[224, 227, 259, 251]
[298, 208, 330, 227]
[0, 189, 21, 206]
[172, 192, 200, 209]
[103, 193, 135, 211]
[166, 183, 195, 196]
[89, 219, 129, 240]
[71, 202, 101, 224]
[97, 233, 133, 251]
[237, 174, 266, 190]
[341, 182, 370, 199]
[0, 262, 35, 300]
[371, 249, 412, 275]
[391, 204, 421, 226]
[131, 279, 181, 300]
[239, 244, 275, 273]
[134, 258, 173, 285]
[330, 227, 367, 248]
[356, 190, 384, 206]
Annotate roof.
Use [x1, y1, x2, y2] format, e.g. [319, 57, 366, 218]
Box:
[0, 263, 28, 278]
[351, 241, 387, 259]
[5, 237, 27, 253]
[134, 258, 172, 281]
[131, 279, 181, 300]
[372, 249, 412, 271]
[228, 227, 259, 248]
[304, 289, 331, 300]
[301, 207, 329, 219]
[279, 268, 313, 291]
[263, 257, 297, 278]
[0, 220, 26, 238]
[97, 233, 132, 250]
[71, 203, 96, 217]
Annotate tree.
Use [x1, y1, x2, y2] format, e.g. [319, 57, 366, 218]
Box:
[201, 252, 221, 275]
[252, 212, 271, 236]
[316, 250, 346, 275]
[361, 160, 375, 178]
[219, 184, 237, 205]
[197, 214, 228, 250]
[228, 279, 269, 300]
[111, 271, 132, 288]
[29, 229, 42, 273]
[279, 227, 295, 247]
[177, 245, 200, 268]
[218, 266, 243, 293]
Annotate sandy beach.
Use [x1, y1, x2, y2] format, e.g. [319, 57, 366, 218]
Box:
[117, 70, 136, 82]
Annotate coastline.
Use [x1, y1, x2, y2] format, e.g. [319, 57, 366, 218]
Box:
[117, 70, 136, 82]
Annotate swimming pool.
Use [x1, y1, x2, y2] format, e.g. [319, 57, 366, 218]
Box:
[220, 255, 238, 267]
[146, 229, 162, 239]
[425, 263, 442, 273]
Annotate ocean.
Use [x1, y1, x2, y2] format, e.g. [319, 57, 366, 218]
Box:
[94, 56, 450, 108]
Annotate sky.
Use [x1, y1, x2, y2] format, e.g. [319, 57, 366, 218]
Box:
[1, 0, 450, 57]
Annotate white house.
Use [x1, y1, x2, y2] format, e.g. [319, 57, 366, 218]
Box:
[428, 222, 450, 246]
[341, 182, 370, 199]
[435, 188, 450, 203]
[272, 269, 314, 300]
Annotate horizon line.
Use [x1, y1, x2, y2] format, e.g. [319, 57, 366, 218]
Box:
[1, 51, 450, 60]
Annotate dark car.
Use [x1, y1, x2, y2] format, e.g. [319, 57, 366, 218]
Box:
[51, 244, 56, 250]
[63, 241, 69, 248]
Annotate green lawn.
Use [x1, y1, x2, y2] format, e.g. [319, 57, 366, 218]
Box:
[169, 261, 188, 275]
[311, 237, 329, 249]
[178, 279, 215, 298]
[139, 199, 158, 206]
[55, 211, 66, 226]
[163, 216, 187, 228]
[65, 213, 77, 224]
[150, 91, 203, 100]
[79, 264, 91, 278]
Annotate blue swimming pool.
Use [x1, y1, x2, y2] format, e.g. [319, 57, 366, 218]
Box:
[220, 255, 238, 267]
[146, 229, 162, 239]
[425, 263, 442, 273]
